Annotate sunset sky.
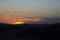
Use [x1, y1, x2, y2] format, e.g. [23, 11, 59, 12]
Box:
[0, 0, 60, 24]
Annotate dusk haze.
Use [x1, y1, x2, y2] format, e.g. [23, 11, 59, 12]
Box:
[0, 0, 60, 24]
[0, 0, 60, 40]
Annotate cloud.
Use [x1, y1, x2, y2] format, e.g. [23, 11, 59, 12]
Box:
[18, 18, 45, 23]
[7, 11, 23, 14]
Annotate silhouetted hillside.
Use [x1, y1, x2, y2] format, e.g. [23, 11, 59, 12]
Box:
[0, 23, 60, 40]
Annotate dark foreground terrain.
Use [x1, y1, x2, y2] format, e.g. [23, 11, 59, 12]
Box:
[0, 23, 60, 40]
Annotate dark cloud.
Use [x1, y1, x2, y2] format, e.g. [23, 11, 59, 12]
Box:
[7, 11, 23, 14]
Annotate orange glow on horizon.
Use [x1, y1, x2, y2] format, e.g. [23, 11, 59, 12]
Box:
[12, 21, 25, 24]
[0, 16, 45, 24]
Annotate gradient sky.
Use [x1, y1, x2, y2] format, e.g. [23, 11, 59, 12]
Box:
[0, 0, 60, 18]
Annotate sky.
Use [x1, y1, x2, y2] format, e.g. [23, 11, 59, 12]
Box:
[0, 0, 60, 24]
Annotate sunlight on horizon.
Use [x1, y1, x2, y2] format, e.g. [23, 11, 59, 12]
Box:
[12, 21, 25, 25]
[0, 16, 45, 24]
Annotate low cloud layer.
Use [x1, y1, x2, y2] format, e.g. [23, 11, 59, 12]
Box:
[0, 16, 45, 24]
